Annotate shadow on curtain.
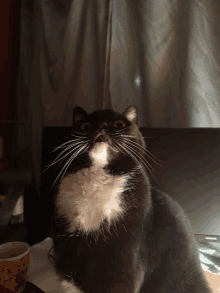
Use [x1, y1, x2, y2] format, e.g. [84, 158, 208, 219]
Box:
[14, 0, 220, 226]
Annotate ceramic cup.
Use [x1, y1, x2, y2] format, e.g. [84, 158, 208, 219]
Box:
[0, 241, 30, 293]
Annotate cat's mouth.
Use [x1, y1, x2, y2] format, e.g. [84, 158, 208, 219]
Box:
[92, 133, 119, 153]
[93, 134, 107, 144]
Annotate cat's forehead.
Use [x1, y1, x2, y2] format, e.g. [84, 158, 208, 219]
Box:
[87, 109, 124, 123]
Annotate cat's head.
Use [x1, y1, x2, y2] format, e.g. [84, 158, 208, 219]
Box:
[72, 106, 146, 172]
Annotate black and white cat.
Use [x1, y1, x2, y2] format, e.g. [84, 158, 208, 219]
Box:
[50, 106, 211, 293]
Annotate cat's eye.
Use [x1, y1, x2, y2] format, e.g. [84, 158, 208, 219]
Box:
[113, 120, 126, 128]
[81, 122, 92, 130]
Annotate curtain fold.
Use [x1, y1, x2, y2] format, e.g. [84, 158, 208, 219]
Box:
[16, 0, 220, 194]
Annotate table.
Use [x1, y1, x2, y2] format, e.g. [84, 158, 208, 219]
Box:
[29, 237, 60, 293]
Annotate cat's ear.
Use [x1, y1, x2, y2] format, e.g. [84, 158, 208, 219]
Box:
[73, 106, 88, 125]
[122, 106, 138, 125]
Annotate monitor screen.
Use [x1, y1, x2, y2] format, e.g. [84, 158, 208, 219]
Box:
[42, 127, 220, 239]
[41, 127, 220, 273]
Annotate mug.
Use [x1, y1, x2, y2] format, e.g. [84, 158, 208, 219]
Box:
[0, 241, 30, 293]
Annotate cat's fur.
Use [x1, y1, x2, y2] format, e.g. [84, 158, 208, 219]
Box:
[50, 106, 211, 292]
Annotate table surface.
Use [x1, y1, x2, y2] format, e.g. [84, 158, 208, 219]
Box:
[28, 237, 60, 293]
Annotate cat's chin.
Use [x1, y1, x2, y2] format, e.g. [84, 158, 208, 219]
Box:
[90, 141, 109, 166]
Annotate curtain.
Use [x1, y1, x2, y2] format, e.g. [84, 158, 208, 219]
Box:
[16, 0, 220, 196]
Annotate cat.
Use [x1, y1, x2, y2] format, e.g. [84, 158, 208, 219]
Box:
[49, 105, 211, 293]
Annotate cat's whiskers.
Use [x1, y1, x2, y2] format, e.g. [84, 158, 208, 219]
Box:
[53, 141, 90, 175]
[51, 138, 85, 152]
[112, 134, 162, 166]
[118, 136, 162, 167]
[112, 136, 156, 174]
[118, 134, 154, 140]
[71, 130, 89, 137]
[71, 134, 89, 139]
[51, 141, 87, 163]
[112, 128, 129, 136]
[44, 140, 89, 171]
[52, 143, 89, 187]
[114, 139, 160, 185]
[56, 143, 90, 184]
[120, 141, 155, 177]
[113, 139, 149, 183]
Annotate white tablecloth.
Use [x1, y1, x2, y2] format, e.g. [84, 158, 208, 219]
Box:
[29, 237, 60, 293]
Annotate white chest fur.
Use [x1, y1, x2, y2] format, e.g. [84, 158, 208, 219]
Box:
[56, 166, 130, 233]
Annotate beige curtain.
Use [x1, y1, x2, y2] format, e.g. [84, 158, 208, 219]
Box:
[16, 0, 220, 194]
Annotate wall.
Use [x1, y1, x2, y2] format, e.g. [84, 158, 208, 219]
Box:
[0, 0, 20, 171]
